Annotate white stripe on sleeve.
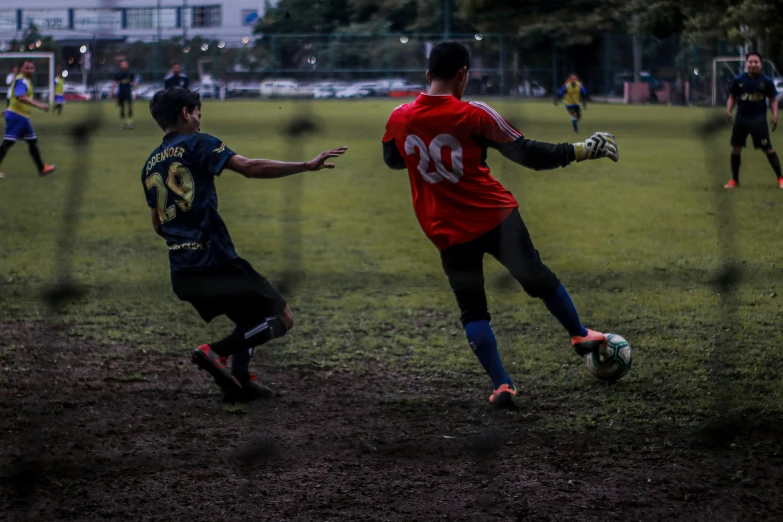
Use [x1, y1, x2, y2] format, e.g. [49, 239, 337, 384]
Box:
[469, 101, 522, 140]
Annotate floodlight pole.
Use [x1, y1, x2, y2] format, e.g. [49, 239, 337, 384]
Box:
[443, 0, 451, 40]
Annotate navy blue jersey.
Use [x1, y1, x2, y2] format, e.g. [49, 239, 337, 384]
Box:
[142, 132, 238, 271]
[730, 73, 777, 121]
[164, 74, 189, 90]
[115, 71, 134, 97]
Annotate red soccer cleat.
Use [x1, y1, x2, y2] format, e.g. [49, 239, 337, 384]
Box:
[778, 177, 783, 189]
[571, 329, 607, 357]
[191, 344, 243, 395]
[39, 164, 57, 177]
[724, 179, 739, 189]
[489, 383, 517, 408]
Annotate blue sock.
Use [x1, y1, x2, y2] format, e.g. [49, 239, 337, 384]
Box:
[543, 284, 588, 337]
[465, 320, 513, 389]
[572, 118, 578, 132]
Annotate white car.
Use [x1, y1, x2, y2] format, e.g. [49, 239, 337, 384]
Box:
[259, 80, 313, 98]
[334, 85, 373, 98]
[774, 78, 783, 103]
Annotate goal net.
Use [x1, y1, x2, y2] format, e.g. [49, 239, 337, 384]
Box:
[711, 56, 781, 106]
[1, 52, 56, 108]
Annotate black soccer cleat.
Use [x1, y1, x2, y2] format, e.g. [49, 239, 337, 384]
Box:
[192, 344, 243, 395]
[226, 373, 276, 402]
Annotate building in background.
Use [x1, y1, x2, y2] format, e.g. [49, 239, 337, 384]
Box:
[0, 0, 269, 49]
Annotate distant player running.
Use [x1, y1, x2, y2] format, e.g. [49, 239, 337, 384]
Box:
[143, 87, 347, 400]
[554, 74, 588, 133]
[0, 60, 56, 180]
[113, 60, 135, 129]
[382, 42, 618, 407]
[53, 66, 65, 116]
[725, 51, 781, 188]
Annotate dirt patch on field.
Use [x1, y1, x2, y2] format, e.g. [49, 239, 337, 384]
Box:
[1, 321, 782, 522]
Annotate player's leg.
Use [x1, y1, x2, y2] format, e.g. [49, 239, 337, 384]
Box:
[441, 238, 515, 406]
[126, 98, 134, 129]
[727, 122, 748, 188]
[118, 97, 126, 127]
[0, 138, 15, 179]
[751, 123, 783, 187]
[21, 119, 55, 176]
[488, 209, 605, 355]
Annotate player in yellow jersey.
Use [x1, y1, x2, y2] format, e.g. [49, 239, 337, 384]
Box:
[0, 60, 56, 180]
[554, 74, 588, 133]
[53, 66, 65, 116]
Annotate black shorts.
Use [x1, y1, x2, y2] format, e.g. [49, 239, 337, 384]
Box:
[731, 119, 772, 150]
[439, 209, 561, 326]
[170, 257, 287, 325]
[117, 95, 132, 106]
[565, 104, 581, 118]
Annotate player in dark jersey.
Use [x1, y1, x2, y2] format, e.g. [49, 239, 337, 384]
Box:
[113, 60, 135, 130]
[164, 63, 189, 90]
[143, 87, 347, 400]
[725, 52, 780, 188]
[382, 42, 619, 407]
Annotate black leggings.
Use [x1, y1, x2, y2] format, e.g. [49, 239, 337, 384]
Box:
[118, 96, 133, 118]
[440, 209, 561, 326]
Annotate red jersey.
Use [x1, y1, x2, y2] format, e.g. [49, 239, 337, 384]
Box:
[382, 94, 521, 251]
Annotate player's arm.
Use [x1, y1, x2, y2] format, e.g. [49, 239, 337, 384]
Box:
[473, 102, 617, 169]
[727, 79, 741, 121]
[581, 85, 589, 109]
[554, 84, 566, 104]
[225, 147, 348, 179]
[13, 80, 48, 112]
[382, 139, 406, 170]
[770, 96, 778, 131]
[150, 208, 165, 238]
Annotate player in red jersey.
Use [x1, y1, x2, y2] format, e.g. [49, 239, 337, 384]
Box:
[382, 42, 619, 407]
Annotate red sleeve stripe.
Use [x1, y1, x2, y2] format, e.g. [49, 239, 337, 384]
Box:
[469, 101, 522, 140]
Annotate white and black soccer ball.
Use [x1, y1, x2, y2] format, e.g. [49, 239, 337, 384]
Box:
[584, 333, 632, 382]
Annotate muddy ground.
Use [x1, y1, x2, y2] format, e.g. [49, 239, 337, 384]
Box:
[2, 321, 782, 522]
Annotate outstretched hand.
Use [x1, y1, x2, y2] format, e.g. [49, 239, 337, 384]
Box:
[306, 146, 348, 171]
[573, 132, 619, 163]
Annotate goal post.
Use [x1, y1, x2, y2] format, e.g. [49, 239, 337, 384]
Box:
[711, 56, 782, 106]
[0, 52, 56, 108]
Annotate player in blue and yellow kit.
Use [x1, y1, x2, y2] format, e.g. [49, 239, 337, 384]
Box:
[0, 60, 56, 180]
[725, 52, 781, 188]
[555, 74, 588, 133]
[53, 66, 65, 116]
[113, 60, 135, 129]
[143, 87, 347, 400]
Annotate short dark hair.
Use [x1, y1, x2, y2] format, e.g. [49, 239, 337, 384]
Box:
[747, 51, 763, 62]
[428, 41, 470, 81]
[149, 87, 201, 131]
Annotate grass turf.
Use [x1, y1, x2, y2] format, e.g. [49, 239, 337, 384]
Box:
[1, 99, 782, 434]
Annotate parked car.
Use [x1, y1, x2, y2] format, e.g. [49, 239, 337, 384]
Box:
[517, 81, 547, 97]
[259, 80, 313, 98]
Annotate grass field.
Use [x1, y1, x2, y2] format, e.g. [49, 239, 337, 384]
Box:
[2, 99, 783, 519]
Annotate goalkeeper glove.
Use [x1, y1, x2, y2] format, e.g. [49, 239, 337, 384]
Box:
[573, 132, 619, 163]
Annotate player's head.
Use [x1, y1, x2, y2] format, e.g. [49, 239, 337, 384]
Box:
[120, 60, 129, 71]
[172, 63, 181, 75]
[11, 65, 18, 74]
[426, 41, 471, 99]
[568, 73, 578, 85]
[746, 52, 762, 76]
[20, 61, 35, 78]
[150, 87, 202, 133]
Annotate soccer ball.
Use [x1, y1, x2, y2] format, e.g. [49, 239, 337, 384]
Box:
[584, 333, 632, 382]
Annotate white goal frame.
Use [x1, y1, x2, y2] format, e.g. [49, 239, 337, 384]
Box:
[1, 52, 56, 107]
[711, 57, 781, 106]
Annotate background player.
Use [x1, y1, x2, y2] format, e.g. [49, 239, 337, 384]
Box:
[725, 51, 780, 188]
[382, 42, 618, 407]
[0, 60, 56, 180]
[554, 74, 588, 133]
[53, 66, 65, 115]
[113, 60, 135, 129]
[164, 63, 189, 90]
[144, 87, 347, 400]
